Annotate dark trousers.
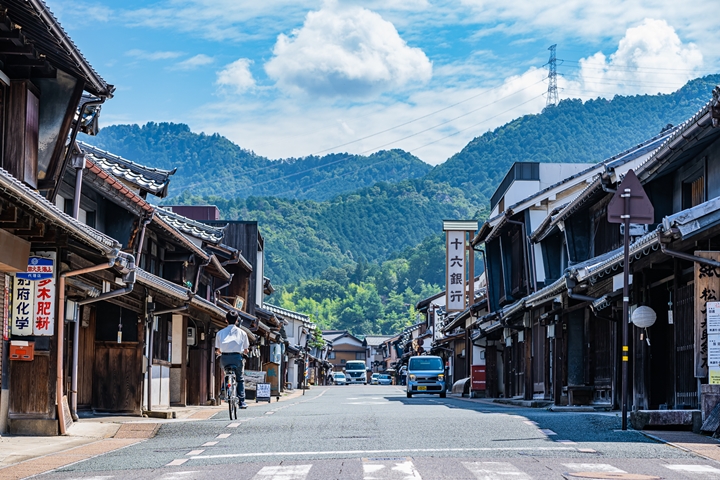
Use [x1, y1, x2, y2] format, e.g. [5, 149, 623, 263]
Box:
[220, 353, 245, 401]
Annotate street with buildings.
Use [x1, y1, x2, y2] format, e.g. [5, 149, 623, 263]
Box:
[2, 385, 720, 479]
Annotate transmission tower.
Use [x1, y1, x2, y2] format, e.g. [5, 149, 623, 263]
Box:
[546, 44, 559, 107]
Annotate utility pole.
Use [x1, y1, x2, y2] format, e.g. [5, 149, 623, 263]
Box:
[546, 44, 559, 107]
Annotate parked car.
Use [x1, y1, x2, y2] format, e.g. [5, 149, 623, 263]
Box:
[406, 355, 446, 398]
[377, 374, 392, 385]
[333, 372, 347, 385]
[370, 373, 380, 385]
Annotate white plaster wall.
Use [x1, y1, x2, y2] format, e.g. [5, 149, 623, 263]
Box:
[504, 180, 540, 208]
[538, 164, 594, 190]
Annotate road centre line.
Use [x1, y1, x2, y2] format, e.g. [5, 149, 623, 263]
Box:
[186, 450, 205, 456]
[166, 459, 189, 466]
[202, 441, 219, 446]
[216, 433, 231, 439]
[189, 446, 578, 460]
[227, 422, 241, 427]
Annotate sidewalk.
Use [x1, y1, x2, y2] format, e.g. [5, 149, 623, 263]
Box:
[448, 393, 720, 463]
[0, 388, 306, 480]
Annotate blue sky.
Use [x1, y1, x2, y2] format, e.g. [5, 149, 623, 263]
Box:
[54, 0, 716, 165]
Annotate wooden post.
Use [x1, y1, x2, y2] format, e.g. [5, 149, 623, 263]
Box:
[524, 327, 533, 400]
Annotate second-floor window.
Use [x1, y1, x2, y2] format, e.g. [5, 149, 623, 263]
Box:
[355, 352, 366, 360]
[683, 172, 705, 209]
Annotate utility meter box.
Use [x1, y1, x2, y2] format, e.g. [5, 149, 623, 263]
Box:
[187, 327, 197, 346]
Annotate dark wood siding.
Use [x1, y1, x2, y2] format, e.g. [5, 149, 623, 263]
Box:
[92, 342, 142, 413]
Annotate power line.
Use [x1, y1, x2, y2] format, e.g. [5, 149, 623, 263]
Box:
[182, 78, 547, 192]
[558, 60, 705, 73]
[309, 75, 546, 156]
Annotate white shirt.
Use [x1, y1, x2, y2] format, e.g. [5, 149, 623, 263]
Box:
[215, 324, 249, 354]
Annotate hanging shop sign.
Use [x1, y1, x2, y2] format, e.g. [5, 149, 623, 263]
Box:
[694, 252, 720, 378]
[12, 255, 56, 336]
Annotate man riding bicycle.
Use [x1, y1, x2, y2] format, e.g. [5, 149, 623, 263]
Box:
[215, 311, 249, 409]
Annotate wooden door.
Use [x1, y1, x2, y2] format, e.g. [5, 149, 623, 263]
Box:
[77, 306, 95, 409]
[674, 284, 697, 408]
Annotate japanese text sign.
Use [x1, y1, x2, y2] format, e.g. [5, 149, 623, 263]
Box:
[446, 230, 466, 312]
[11, 256, 55, 337]
[694, 252, 720, 378]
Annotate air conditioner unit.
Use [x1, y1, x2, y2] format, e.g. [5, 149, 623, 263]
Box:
[187, 327, 197, 346]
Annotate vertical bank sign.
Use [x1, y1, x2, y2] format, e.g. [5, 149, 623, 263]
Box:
[446, 230, 466, 312]
[12, 255, 56, 336]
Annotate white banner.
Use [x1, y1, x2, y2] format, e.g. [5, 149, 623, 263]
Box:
[446, 230, 466, 312]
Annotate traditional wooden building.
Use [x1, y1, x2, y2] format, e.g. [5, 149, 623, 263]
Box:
[0, 0, 116, 435]
[472, 86, 720, 412]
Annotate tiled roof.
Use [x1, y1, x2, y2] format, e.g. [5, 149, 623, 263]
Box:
[78, 142, 175, 197]
[8, 0, 112, 97]
[156, 208, 225, 244]
[0, 166, 119, 252]
[84, 157, 154, 213]
[264, 303, 311, 323]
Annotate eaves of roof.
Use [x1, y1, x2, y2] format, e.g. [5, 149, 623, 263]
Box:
[636, 88, 719, 184]
[531, 177, 603, 243]
[80, 142, 175, 198]
[152, 214, 209, 261]
[0, 166, 120, 253]
[156, 208, 225, 244]
[206, 254, 232, 282]
[263, 303, 311, 323]
[85, 158, 154, 213]
[17, 0, 113, 97]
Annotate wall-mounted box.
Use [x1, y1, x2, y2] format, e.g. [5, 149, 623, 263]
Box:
[9, 340, 34, 361]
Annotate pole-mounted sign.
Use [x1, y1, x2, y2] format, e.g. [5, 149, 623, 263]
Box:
[607, 169, 653, 431]
[443, 220, 478, 313]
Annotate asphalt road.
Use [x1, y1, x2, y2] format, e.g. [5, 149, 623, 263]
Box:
[41, 385, 720, 479]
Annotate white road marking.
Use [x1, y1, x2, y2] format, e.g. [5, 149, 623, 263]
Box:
[665, 464, 720, 475]
[555, 440, 576, 444]
[363, 458, 421, 480]
[563, 463, 625, 473]
[216, 433, 231, 438]
[463, 461, 531, 480]
[539, 429, 556, 436]
[202, 441, 219, 446]
[165, 459, 189, 466]
[157, 472, 200, 479]
[185, 449, 205, 456]
[189, 446, 575, 460]
[252, 464, 312, 479]
[228, 422, 241, 427]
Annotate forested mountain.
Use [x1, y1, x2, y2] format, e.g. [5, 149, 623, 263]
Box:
[81, 75, 720, 334]
[428, 75, 720, 204]
[172, 179, 479, 284]
[81, 123, 430, 201]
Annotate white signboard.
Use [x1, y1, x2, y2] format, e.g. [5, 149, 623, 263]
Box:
[708, 301, 720, 336]
[12, 256, 56, 336]
[708, 301, 720, 385]
[446, 230, 466, 312]
[11, 276, 34, 336]
[256, 382, 271, 402]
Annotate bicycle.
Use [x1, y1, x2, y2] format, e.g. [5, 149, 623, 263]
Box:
[224, 366, 239, 420]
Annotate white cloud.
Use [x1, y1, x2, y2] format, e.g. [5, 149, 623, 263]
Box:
[264, 4, 432, 97]
[192, 66, 548, 165]
[566, 19, 703, 98]
[173, 54, 215, 71]
[216, 58, 256, 93]
[126, 49, 184, 61]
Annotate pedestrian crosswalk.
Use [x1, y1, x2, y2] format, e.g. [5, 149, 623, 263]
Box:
[236, 459, 720, 480]
[58, 459, 720, 479]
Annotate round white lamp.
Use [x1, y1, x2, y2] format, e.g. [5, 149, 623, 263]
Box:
[631, 306, 657, 328]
